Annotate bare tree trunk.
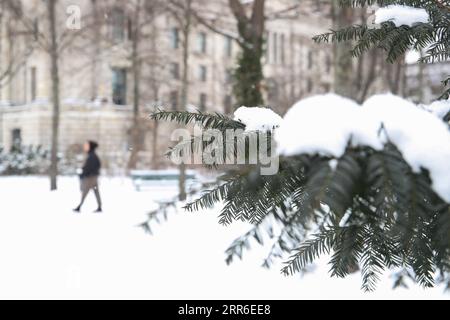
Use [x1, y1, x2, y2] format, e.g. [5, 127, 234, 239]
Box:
[151, 78, 160, 169]
[417, 50, 425, 103]
[358, 50, 378, 103]
[355, 52, 364, 95]
[178, 0, 193, 201]
[91, 0, 100, 100]
[148, 19, 161, 170]
[386, 56, 405, 95]
[392, 63, 402, 94]
[332, 0, 354, 99]
[401, 58, 407, 98]
[151, 120, 159, 169]
[0, 3, 4, 101]
[48, 0, 60, 191]
[128, 0, 143, 171]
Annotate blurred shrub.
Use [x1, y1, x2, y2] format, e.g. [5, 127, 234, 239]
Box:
[0, 145, 50, 175]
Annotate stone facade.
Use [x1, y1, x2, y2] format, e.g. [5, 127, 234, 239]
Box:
[405, 61, 450, 104]
[0, 0, 337, 172]
[1, 0, 444, 173]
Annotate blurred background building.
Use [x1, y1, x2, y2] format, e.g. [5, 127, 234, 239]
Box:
[0, 0, 447, 173]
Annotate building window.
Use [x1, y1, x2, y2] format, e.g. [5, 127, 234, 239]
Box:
[30, 67, 37, 101]
[224, 36, 233, 57]
[127, 17, 134, 41]
[273, 33, 278, 64]
[199, 65, 207, 82]
[307, 79, 313, 93]
[224, 95, 232, 114]
[199, 93, 207, 111]
[280, 34, 285, 65]
[111, 8, 125, 42]
[170, 62, 180, 79]
[197, 32, 207, 53]
[307, 50, 314, 69]
[170, 91, 179, 110]
[11, 129, 21, 149]
[112, 68, 127, 105]
[267, 78, 279, 102]
[170, 27, 179, 49]
[225, 68, 233, 84]
[326, 54, 332, 73]
[33, 18, 39, 41]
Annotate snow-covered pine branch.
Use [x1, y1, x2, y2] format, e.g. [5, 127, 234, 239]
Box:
[276, 93, 450, 202]
[374, 5, 430, 27]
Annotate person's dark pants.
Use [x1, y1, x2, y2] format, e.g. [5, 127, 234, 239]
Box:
[78, 176, 102, 209]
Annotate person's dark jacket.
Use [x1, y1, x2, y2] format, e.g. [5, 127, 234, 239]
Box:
[80, 151, 101, 179]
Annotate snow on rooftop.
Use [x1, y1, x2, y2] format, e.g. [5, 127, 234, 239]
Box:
[275, 93, 450, 203]
[375, 5, 429, 27]
[234, 106, 283, 132]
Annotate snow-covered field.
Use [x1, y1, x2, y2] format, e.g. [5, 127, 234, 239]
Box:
[0, 176, 448, 300]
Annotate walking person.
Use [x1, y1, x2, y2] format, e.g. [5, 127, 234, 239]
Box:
[73, 141, 102, 213]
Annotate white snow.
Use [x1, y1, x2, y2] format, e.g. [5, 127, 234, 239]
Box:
[276, 93, 450, 203]
[329, 159, 338, 171]
[63, 98, 88, 106]
[364, 95, 450, 202]
[0, 176, 448, 299]
[423, 99, 450, 120]
[375, 5, 429, 27]
[405, 50, 421, 64]
[276, 94, 383, 157]
[234, 106, 283, 132]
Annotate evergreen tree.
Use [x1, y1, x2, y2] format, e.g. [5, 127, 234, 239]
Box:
[233, 40, 265, 107]
[316, 0, 450, 110]
[150, 0, 450, 291]
[229, 0, 265, 107]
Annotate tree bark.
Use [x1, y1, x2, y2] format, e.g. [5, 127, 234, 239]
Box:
[178, 0, 192, 201]
[332, 0, 355, 99]
[0, 2, 4, 101]
[127, 0, 143, 171]
[385, 56, 405, 95]
[48, 0, 60, 191]
[149, 21, 161, 170]
[228, 0, 265, 107]
[151, 120, 159, 169]
[90, 0, 100, 100]
[358, 50, 378, 103]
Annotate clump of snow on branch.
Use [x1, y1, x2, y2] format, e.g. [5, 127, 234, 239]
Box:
[363, 95, 450, 202]
[275, 93, 450, 203]
[375, 5, 429, 27]
[234, 106, 282, 132]
[275, 94, 383, 157]
[405, 50, 421, 64]
[422, 100, 450, 120]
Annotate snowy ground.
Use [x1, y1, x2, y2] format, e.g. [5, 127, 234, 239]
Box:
[0, 176, 448, 300]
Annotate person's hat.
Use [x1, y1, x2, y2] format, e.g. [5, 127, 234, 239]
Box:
[88, 140, 99, 151]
